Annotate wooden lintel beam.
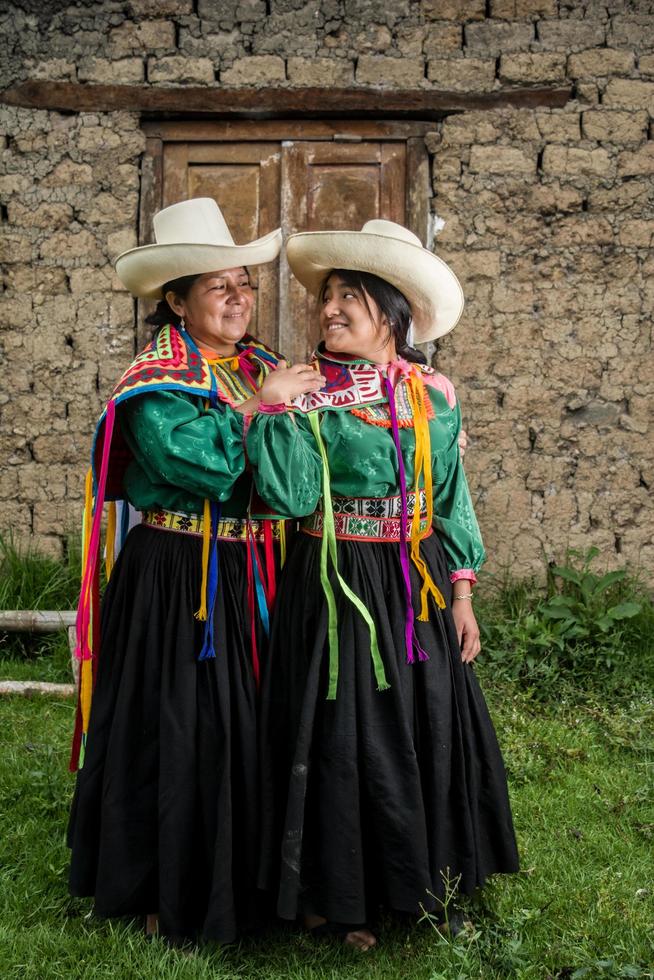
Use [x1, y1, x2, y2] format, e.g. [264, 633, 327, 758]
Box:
[0, 81, 572, 117]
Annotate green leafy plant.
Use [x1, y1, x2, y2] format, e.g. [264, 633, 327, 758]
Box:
[477, 548, 653, 699]
[542, 547, 643, 667]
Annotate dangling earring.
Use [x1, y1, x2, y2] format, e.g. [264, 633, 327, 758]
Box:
[179, 316, 185, 330]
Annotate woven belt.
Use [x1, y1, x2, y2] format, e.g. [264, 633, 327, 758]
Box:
[301, 490, 432, 542]
[142, 508, 281, 542]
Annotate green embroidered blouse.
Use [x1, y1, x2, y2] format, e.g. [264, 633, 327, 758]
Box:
[119, 391, 251, 517]
[246, 356, 486, 579]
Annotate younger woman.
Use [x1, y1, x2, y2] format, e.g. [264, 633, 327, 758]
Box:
[247, 220, 519, 950]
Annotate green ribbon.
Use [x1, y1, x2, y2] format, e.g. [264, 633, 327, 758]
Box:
[308, 412, 390, 699]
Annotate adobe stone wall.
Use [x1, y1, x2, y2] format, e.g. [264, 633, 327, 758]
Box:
[0, 0, 652, 577]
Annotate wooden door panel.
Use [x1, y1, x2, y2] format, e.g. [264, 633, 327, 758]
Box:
[280, 140, 406, 364]
[160, 142, 281, 350]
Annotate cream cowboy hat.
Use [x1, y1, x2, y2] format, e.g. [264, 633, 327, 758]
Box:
[286, 219, 464, 342]
[115, 197, 282, 299]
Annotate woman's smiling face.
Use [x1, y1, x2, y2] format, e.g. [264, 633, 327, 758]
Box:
[319, 273, 397, 363]
[166, 267, 254, 354]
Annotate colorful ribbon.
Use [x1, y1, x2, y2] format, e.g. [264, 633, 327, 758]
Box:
[308, 412, 389, 699]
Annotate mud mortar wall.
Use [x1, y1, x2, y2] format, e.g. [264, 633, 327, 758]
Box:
[1, 0, 652, 576]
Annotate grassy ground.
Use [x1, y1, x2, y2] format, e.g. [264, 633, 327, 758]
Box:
[1, 677, 652, 980]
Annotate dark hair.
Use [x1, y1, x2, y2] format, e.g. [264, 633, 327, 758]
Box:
[145, 274, 202, 329]
[320, 269, 427, 364]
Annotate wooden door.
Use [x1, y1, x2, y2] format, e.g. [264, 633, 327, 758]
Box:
[280, 140, 406, 364]
[140, 122, 430, 361]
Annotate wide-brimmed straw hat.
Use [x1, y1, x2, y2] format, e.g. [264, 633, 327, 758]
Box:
[286, 219, 464, 342]
[115, 197, 282, 299]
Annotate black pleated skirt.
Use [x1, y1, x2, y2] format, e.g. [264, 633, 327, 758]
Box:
[258, 530, 519, 926]
[68, 523, 269, 944]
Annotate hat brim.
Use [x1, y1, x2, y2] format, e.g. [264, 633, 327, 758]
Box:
[286, 231, 464, 343]
[115, 229, 283, 299]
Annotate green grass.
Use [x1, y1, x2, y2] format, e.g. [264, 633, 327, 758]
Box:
[1, 681, 652, 980]
[1, 541, 653, 976]
[0, 534, 81, 684]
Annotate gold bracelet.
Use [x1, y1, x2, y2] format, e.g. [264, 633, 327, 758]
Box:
[453, 593, 473, 601]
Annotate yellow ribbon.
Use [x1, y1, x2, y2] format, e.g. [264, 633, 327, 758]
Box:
[407, 372, 446, 619]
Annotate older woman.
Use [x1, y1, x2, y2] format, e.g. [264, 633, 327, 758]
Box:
[67, 198, 323, 945]
[247, 220, 519, 950]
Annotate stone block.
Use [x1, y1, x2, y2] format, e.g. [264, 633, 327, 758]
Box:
[438, 248, 501, 280]
[42, 159, 94, 186]
[287, 57, 354, 86]
[550, 216, 614, 247]
[603, 78, 654, 110]
[490, 0, 557, 16]
[110, 20, 176, 56]
[128, 0, 193, 13]
[618, 219, 654, 248]
[582, 109, 648, 143]
[0, 173, 33, 196]
[149, 56, 215, 83]
[356, 55, 424, 87]
[78, 58, 145, 84]
[568, 48, 635, 78]
[536, 19, 606, 51]
[7, 201, 72, 230]
[424, 0, 484, 21]
[395, 26, 425, 59]
[68, 267, 114, 294]
[440, 111, 501, 144]
[424, 22, 462, 56]
[541, 145, 615, 179]
[427, 57, 495, 91]
[609, 15, 654, 51]
[24, 58, 76, 81]
[535, 110, 581, 142]
[4, 265, 68, 295]
[529, 183, 585, 215]
[500, 52, 566, 83]
[617, 143, 654, 176]
[639, 53, 654, 76]
[351, 24, 392, 54]
[464, 20, 534, 56]
[469, 144, 536, 176]
[107, 228, 138, 260]
[344, 0, 409, 25]
[220, 55, 286, 85]
[0, 233, 34, 264]
[39, 229, 102, 264]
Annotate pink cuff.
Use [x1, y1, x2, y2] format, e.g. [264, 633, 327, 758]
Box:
[257, 402, 287, 415]
[450, 569, 478, 585]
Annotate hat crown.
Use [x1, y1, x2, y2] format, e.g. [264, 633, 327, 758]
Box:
[153, 198, 236, 247]
[360, 219, 422, 249]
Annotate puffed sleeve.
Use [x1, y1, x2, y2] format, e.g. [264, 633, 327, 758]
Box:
[246, 408, 322, 517]
[120, 390, 246, 502]
[430, 388, 486, 583]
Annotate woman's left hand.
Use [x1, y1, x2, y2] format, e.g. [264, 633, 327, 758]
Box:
[451, 600, 481, 663]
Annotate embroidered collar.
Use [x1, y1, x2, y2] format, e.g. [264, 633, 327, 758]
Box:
[291, 345, 443, 414]
[94, 324, 281, 497]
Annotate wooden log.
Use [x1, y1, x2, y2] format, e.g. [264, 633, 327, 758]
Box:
[0, 680, 75, 698]
[0, 610, 77, 632]
[0, 81, 573, 116]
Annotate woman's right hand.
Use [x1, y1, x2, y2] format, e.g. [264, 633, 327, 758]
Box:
[259, 364, 325, 406]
